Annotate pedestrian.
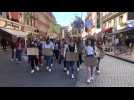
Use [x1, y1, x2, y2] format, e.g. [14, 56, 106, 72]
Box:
[84, 39, 97, 83]
[28, 40, 40, 74]
[15, 38, 24, 63]
[10, 38, 16, 61]
[43, 39, 54, 72]
[65, 38, 76, 79]
[54, 40, 60, 63]
[37, 38, 43, 66]
[95, 39, 105, 75]
[1, 38, 7, 51]
[50, 39, 54, 67]
[63, 39, 69, 72]
[59, 39, 64, 64]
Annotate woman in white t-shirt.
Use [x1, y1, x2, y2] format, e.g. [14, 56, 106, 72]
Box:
[43, 39, 54, 72]
[84, 40, 97, 83]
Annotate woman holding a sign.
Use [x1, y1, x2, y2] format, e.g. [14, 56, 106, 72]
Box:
[43, 39, 54, 72]
[27, 40, 40, 74]
[65, 38, 78, 79]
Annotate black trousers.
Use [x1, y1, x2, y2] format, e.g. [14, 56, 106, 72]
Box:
[11, 49, 15, 59]
[96, 57, 101, 71]
[30, 56, 38, 70]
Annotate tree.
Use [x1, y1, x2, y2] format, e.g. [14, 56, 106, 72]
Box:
[48, 22, 61, 33]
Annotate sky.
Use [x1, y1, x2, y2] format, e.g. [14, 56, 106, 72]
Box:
[53, 12, 87, 27]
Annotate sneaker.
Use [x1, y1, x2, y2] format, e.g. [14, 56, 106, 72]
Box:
[96, 70, 100, 74]
[48, 68, 52, 72]
[71, 74, 75, 79]
[67, 70, 70, 75]
[64, 67, 67, 71]
[46, 66, 49, 70]
[77, 68, 80, 71]
[90, 77, 94, 80]
[86, 78, 91, 83]
[36, 66, 40, 71]
[30, 70, 35, 74]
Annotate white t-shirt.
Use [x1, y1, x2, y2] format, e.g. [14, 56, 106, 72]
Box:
[42, 41, 53, 49]
[85, 46, 94, 55]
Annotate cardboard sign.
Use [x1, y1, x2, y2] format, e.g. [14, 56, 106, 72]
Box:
[27, 48, 39, 55]
[43, 48, 53, 56]
[66, 52, 79, 61]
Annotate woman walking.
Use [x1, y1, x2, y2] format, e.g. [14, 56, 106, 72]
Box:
[43, 39, 54, 72]
[84, 40, 97, 83]
[28, 40, 40, 74]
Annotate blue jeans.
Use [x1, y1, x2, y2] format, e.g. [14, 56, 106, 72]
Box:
[66, 61, 75, 74]
[16, 49, 22, 61]
[45, 56, 51, 67]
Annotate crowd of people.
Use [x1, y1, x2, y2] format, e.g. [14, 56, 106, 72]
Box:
[9, 35, 105, 84]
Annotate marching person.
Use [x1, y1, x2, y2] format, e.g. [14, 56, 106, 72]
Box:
[95, 39, 104, 75]
[65, 38, 76, 79]
[28, 40, 40, 74]
[43, 39, 54, 72]
[84, 39, 96, 83]
[63, 39, 69, 71]
[37, 38, 43, 67]
[50, 39, 54, 68]
[10, 38, 16, 61]
[54, 40, 60, 63]
[15, 38, 25, 63]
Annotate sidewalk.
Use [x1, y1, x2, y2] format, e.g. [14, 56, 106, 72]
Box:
[106, 51, 134, 64]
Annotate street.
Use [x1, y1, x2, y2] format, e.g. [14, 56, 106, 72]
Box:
[0, 51, 77, 87]
[0, 51, 134, 87]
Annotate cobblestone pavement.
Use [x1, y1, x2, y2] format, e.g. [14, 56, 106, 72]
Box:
[76, 55, 134, 87]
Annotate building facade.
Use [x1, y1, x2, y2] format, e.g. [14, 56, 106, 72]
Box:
[0, 12, 55, 39]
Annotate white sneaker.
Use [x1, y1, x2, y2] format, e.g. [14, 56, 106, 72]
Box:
[64, 67, 67, 71]
[71, 74, 75, 79]
[46, 66, 49, 70]
[77, 68, 80, 71]
[90, 77, 94, 80]
[86, 78, 91, 83]
[36, 66, 40, 71]
[30, 70, 35, 74]
[97, 70, 100, 74]
[48, 68, 52, 72]
[67, 70, 70, 75]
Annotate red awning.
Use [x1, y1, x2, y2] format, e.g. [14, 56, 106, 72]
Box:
[102, 27, 113, 33]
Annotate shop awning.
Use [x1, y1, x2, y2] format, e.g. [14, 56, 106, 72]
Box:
[102, 27, 113, 33]
[0, 28, 28, 37]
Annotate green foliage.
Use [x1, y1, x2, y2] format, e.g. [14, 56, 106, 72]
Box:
[48, 23, 61, 33]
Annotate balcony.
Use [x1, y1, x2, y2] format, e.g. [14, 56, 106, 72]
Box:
[102, 12, 126, 23]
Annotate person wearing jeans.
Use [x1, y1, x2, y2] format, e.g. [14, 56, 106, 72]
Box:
[43, 39, 54, 72]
